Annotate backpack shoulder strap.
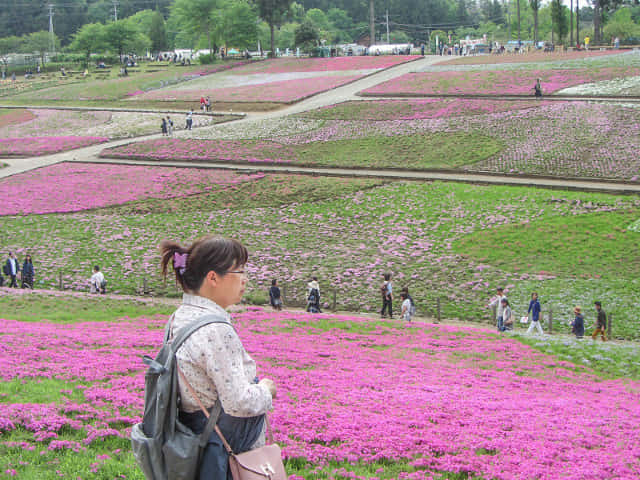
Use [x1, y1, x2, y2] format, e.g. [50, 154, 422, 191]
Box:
[170, 314, 234, 353]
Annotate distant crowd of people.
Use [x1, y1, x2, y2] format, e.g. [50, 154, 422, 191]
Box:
[488, 287, 608, 340]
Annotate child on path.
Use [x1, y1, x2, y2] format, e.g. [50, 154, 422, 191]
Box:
[400, 292, 412, 322]
[380, 273, 393, 319]
[571, 306, 584, 338]
[526, 292, 544, 335]
[166, 116, 174, 136]
[499, 298, 513, 331]
[592, 302, 607, 341]
[161, 117, 167, 136]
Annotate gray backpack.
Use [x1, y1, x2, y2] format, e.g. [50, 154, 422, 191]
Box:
[131, 315, 229, 480]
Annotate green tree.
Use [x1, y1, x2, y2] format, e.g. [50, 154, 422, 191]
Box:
[294, 19, 320, 51]
[550, 0, 568, 44]
[127, 9, 155, 34]
[256, 0, 294, 56]
[23, 31, 59, 66]
[529, 0, 541, 43]
[149, 10, 168, 53]
[171, 0, 220, 56]
[104, 19, 138, 61]
[220, 0, 259, 49]
[0, 36, 21, 69]
[603, 7, 640, 43]
[70, 23, 106, 66]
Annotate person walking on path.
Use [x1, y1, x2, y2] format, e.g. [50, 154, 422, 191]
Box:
[592, 301, 607, 341]
[21, 254, 34, 289]
[533, 78, 542, 98]
[90, 265, 106, 294]
[380, 273, 393, 319]
[166, 116, 174, 136]
[526, 292, 544, 335]
[499, 298, 513, 332]
[161, 117, 168, 136]
[571, 306, 585, 338]
[488, 287, 507, 331]
[186, 110, 193, 130]
[306, 277, 321, 313]
[4, 252, 19, 288]
[400, 292, 412, 322]
[200, 96, 206, 111]
[269, 279, 282, 311]
[205, 96, 211, 112]
[158, 235, 276, 479]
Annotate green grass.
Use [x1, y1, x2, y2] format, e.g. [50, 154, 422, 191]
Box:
[453, 209, 640, 279]
[0, 293, 174, 323]
[0, 377, 88, 404]
[292, 133, 503, 169]
[512, 333, 640, 381]
[3, 62, 233, 106]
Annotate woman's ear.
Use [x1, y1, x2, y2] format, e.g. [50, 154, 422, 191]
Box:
[206, 270, 219, 287]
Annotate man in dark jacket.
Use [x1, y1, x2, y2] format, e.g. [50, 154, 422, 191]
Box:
[4, 252, 19, 288]
[592, 301, 607, 341]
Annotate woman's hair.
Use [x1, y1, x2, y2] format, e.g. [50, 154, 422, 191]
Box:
[384, 273, 391, 281]
[501, 298, 510, 306]
[160, 235, 248, 292]
[271, 279, 277, 286]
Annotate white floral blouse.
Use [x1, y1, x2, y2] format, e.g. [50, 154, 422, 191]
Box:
[170, 293, 272, 417]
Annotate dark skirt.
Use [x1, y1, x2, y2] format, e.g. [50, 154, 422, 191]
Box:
[179, 408, 265, 480]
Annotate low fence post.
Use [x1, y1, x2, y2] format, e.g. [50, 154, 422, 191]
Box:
[58, 271, 63, 290]
[437, 297, 441, 323]
[282, 285, 287, 304]
[143, 277, 149, 295]
[548, 306, 553, 334]
[332, 289, 337, 312]
[608, 313, 612, 339]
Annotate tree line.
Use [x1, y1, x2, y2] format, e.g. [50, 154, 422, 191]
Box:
[0, 0, 639, 66]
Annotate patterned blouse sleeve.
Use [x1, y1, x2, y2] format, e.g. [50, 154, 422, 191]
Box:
[204, 326, 272, 417]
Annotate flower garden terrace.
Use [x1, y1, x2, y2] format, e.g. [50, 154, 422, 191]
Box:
[1, 166, 640, 340]
[0, 296, 639, 480]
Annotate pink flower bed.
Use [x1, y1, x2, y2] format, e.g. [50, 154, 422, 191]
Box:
[438, 49, 622, 66]
[0, 310, 639, 479]
[0, 162, 264, 215]
[0, 109, 36, 127]
[0, 136, 108, 157]
[308, 98, 552, 120]
[361, 67, 640, 96]
[138, 75, 362, 103]
[101, 138, 294, 164]
[231, 55, 420, 74]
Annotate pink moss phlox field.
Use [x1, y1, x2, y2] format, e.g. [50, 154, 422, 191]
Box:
[312, 99, 552, 120]
[138, 75, 362, 103]
[101, 138, 296, 164]
[0, 109, 112, 138]
[361, 67, 640, 96]
[0, 109, 36, 127]
[0, 162, 264, 215]
[437, 49, 621, 66]
[0, 136, 108, 157]
[1, 310, 639, 480]
[230, 56, 420, 74]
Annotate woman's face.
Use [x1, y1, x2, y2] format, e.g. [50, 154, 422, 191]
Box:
[209, 264, 247, 309]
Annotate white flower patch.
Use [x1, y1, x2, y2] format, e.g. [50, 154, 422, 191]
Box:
[627, 218, 640, 233]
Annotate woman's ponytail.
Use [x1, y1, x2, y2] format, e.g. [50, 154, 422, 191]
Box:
[159, 240, 189, 290]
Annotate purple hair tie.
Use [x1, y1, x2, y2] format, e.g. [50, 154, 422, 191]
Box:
[174, 252, 188, 274]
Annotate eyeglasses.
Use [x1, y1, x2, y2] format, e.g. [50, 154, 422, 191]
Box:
[226, 270, 246, 276]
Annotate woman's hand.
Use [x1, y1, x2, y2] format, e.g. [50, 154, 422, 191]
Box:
[259, 378, 277, 399]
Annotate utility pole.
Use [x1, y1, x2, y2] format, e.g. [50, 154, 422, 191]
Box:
[570, 0, 573, 46]
[112, 0, 119, 21]
[386, 10, 390, 44]
[517, 0, 521, 47]
[369, 0, 375, 47]
[576, 0, 579, 46]
[506, 0, 511, 41]
[48, 4, 55, 55]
